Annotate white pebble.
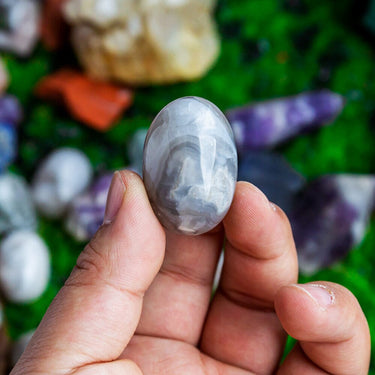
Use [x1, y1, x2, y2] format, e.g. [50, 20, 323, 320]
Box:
[0, 231, 50, 303]
[0, 173, 37, 234]
[32, 148, 93, 218]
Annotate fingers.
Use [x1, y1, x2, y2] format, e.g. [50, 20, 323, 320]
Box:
[200, 182, 298, 374]
[72, 359, 142, 375]
[277, 345, 329, 375]
[275, 282, 371, 375]
[136, 227, 224, 344]
[12, 170, 166, 374]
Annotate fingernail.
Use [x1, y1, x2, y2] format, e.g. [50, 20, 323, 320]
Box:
[269, 202, 277, 211]
[103, 172, 126, 224]
[295, 284, 335, 309]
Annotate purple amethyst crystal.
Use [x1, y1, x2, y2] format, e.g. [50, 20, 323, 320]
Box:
[238, 151, 305, 215]
[0, 95, 22, 125]
[0, 122, 16, 171]
[65, 173, 113, 241]
[226, 90, 345, 151]
[290, 175, 375, 275]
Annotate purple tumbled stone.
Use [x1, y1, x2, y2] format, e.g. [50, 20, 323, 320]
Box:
[0, 122, 16, 171]
[238, 151, 305, 215]
[65, 173, 113, 241]
[0, 95, 22, 125]
[290, 175, 375, 275]
[226, 90, 345, 151]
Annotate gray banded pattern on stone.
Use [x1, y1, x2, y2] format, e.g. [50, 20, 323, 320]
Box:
[143, 97, 237, 235]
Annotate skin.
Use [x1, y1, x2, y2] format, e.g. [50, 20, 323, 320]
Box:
[12, 170, 370, 375]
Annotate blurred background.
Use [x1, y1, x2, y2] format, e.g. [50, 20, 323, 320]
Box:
[1, 0, 375, 372]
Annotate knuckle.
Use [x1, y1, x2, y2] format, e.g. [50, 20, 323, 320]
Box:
[65, 237, 109, 288]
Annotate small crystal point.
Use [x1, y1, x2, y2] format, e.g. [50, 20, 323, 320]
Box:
[226, 90, 345, 151]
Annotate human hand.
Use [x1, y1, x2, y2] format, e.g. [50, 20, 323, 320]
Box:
[12, 170, 370, 374]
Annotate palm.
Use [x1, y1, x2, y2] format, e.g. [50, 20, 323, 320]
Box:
[124, 336, 252, 374]
[121, 183, 296, 374]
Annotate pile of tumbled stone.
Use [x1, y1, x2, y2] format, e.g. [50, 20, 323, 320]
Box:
[0, 58, 125, 371]
[1, 0, 375, 369]
[0, 57, 43, 371]
[0, 138, 112, 370]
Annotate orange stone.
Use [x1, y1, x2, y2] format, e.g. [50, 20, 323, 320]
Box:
[41, 0, 70, 50]
[35, 70, 134, 131]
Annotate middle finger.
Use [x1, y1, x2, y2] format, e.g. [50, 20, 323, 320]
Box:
[200, 182, 298, 374]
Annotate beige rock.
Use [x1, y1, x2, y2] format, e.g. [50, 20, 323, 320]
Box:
[0, 59, 8, 94]
[63, 0, 220, 85]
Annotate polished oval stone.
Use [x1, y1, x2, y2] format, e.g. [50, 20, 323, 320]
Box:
[0, 230, 50, 303]
[0, 173, 37, 234]
[143, 97, 238, 235]
[32, 147, 93, 218]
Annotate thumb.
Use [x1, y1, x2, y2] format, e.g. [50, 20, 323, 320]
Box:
[12, 170, 165, 375]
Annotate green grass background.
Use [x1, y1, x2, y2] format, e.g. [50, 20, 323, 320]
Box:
[2, 0, 375, 371]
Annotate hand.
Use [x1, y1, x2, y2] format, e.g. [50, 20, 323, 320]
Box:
[12, 170, 370, 374]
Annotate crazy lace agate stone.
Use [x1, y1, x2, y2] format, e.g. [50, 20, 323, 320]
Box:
[0, 173, 37, 234]
[143, 97, 237, 235]
[226, 90, 345, 151]
[290, 174, 375, 275]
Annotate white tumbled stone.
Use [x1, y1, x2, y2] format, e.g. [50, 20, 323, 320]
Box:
[0, 0, 40, 56]
[0, 173, 37, 234]
[32, 148, 93, 218]
[0, 231, 50, 303]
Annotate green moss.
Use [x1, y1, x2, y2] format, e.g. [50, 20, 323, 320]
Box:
[4, 0, 375, 370]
